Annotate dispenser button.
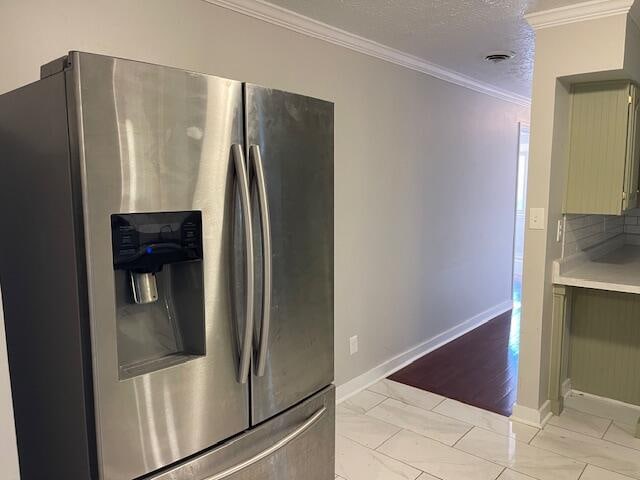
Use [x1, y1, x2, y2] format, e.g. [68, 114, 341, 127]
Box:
[118, 248, 137, 258]
[120, 234, 135, 245]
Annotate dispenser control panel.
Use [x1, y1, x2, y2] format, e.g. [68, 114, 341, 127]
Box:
[111, 211, 203, 272]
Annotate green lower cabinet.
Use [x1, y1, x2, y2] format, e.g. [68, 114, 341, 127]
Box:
[569, 288, 640, 406]
[565, 81, 640, 215]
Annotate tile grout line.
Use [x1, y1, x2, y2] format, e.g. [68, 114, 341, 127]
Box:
[338, 431, 430, 479]
[366, 397, 476, 446]
[430, 401, 542, 444]
[585, 463, 640, 479]
[358, 410, 409, 436]
[453, 425, 593, 478]
[603, 420, 615, 440]
[372, 429, 454, 478]
[429, 395, 447, 411]
[546, 424, 612, 440]
[336, 424, 401, 451]
[563, 406, 619, 422]
[599, 425, 640, 453]
[376, 426, 509, 474]
[373, 428, 405, 453]
[530, 423, 640, 474]
[445, 427, 518, 471]
[336, 403, 404, 450]
[527, 426, 543, 445]
[367, 387, 447, 413]
[354, 390, 636, 478]
[599, 419, 614, 439]
[357, 388, 391, 411]
[543, 422, 636, 449]
[370, 392, 613, 457]
[469, 424, 538, 445]
[346, 388, 640, 480]
[366, 394, 390, 412]
[601, 438, 640, 453]
[576, 462, 588, 480]
[340, 393, 429, 441]
[451, 424, 475, 448]
[366, 396, 471, 427]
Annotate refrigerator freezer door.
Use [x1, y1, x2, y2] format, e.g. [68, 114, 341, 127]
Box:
[70, 52, 250, 479]
[245, 85, 334, 424]
[146, 386, 335, 480]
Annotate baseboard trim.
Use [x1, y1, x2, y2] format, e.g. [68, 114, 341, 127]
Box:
[511, 401, 553, 429]
[561, 378, 572, 399]
[336, 299, 513, 403]
[565, 388, 640, 425]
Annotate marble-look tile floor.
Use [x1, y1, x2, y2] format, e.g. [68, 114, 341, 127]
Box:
[335, 379, 640, 480]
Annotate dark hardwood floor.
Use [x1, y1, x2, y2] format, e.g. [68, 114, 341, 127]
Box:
[389, 309, 519, 416]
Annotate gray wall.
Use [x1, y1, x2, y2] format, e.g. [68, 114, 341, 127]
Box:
[0, 1, 528, 476]
[515, 12, 636, 422]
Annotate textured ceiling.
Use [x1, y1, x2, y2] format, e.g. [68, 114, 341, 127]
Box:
[264, 0, 581, 98]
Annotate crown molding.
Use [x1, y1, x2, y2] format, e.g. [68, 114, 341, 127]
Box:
[525, 0, 634, 30]
[203, 0, 531, 107]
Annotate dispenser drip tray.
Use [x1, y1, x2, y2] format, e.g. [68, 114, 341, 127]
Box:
[110, 211, 206, 380]
[115, 263, 205, 379]
[120, 353, 202, 378]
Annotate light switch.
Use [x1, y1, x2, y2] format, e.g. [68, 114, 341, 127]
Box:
[349, 335, 358, 355]
[529, 207, 545, 230]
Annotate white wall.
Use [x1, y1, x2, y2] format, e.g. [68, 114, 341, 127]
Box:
[0, 297, 17, 480]
[0, 1, 528, 475]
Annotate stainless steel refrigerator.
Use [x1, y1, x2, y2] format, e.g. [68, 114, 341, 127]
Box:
[0, 52, 334, 480]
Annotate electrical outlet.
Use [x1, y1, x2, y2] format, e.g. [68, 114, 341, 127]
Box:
[529, 207, 545, 230]
[349, 335, 358, 355]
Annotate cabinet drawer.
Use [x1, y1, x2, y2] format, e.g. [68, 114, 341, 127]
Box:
[146, 386, 335, 480]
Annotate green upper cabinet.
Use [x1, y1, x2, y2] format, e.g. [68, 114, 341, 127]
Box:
[565, 81, 640, 215]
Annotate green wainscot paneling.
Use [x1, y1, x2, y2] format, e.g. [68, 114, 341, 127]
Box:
[570, 288, 640, 406]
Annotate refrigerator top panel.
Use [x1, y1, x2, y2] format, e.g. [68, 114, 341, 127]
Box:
[68, 52, 249, 480]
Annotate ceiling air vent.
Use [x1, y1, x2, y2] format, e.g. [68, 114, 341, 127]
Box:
[484, 51, 516, 63]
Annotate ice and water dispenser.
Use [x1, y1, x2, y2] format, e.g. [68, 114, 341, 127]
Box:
[111, 211, 206, 378]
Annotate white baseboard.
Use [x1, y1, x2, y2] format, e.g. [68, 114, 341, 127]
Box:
[336, 299, 513, 403]
[561, 378, 572, 399]
[565, 389, 640, 426]
[511, 400, 553, 429]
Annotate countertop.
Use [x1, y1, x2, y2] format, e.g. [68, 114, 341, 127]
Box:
[553, 243, 640, 294]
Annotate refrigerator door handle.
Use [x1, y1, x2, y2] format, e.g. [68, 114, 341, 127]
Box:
[249, 145, 272, 377]
[232, 144, 254, 384]
[203, 407, 327, 480]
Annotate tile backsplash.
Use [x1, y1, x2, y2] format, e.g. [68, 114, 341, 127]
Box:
[563, 214, 624, 257]
[563, 209, 640, 257]
[623, 208, 640, 234]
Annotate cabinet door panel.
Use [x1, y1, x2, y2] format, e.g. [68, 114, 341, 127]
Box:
[565, 81, 630, 215]
[624, 83, 640, 211]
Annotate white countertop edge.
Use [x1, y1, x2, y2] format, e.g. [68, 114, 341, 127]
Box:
[553, 234, 640, 293]
[552, 274, 640, 295]
[556, 234, 626, 276]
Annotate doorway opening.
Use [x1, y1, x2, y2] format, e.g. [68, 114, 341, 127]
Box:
[510, 123, 529, 362]
[385, 123, 531, 417]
